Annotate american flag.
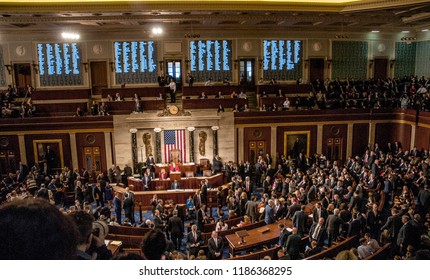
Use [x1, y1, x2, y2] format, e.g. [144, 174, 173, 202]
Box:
[163, 130, 186, 163]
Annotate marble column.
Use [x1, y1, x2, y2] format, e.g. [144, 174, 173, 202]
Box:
[211, 126, 219, 156]
[154, 128, 162, 163]
[317, 124, 323, 154]
[129, 128, 138, 173]
[187, 127, 196, 163]
[69, 132, 79, 170]
[18, 134, 27, 165]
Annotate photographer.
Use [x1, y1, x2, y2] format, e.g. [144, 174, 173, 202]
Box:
[69, 211, 112, 260]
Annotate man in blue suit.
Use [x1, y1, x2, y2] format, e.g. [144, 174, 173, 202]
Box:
[264, 199, 276, 224]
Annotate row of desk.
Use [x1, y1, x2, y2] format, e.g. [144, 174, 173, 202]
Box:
[182, 98, 247, 109]
[127, 173, 223, 191]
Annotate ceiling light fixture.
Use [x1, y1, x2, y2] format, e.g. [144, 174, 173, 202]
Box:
[371, 30, 380, 33]
[151, 27, 163, 35]
[61, 32, 80, 40]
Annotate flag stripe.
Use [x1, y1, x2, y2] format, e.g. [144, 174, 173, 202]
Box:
[163, 130, 186, 163]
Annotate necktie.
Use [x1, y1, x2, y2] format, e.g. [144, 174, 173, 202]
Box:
[194, 232, 197, 242]
[313, 225, 320, 240]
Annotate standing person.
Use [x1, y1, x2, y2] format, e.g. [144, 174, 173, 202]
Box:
[208, 231, 224, 260]
[186, 224, 203, 257]
[168, 78, 176, 103]
[124, 187, 135, 224]
[113, 192, 122, 225]
[122, 193, 134, 225]
[186, 72, 194, 86]
[167, 210, 184, 251]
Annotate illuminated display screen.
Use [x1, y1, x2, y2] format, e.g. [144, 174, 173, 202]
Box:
[37, 43, 81, 76]
[114, 41, 157, 74]
[263, 40, 303, 80]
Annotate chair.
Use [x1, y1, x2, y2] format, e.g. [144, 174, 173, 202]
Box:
[185, 171, 194, 177]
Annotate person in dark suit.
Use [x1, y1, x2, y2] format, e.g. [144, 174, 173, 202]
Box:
[262, 176, 271, 195]
[278, 223, 290, 250]
[167, 210, 184, 251]
[397, 215, 414, 256]
[141, 173, 152, 191]
[264, 199, 276, 224]
[309, 217, 326, 246]
[286, 227, 302, 260]
[245, 195, 258, 223]
[366, 203, 381, 240]
[312, 202, 328, 224]
[380, 208, 403, 243]
[417, 185, 430, 216]
[186, 224, 203, 257]
[208, 231, 224, 260]
[292, 205, 308, 237]
[113, 192, 122, 225]
[153, 209, 164, 230]
[325, 208, 345, 246]
[171, 179, 181, 190]
[286, 199, 301, 219]
[92, 183, 104, 207]
[200, 180, 208, 206]
[196, 204, 208, 232]
[122, 192, 134, 225]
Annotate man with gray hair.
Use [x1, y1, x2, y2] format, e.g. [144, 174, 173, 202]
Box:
[325, 208, 345, 247]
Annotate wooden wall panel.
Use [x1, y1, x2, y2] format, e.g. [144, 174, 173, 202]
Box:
[414, 126, 430, 151]
[352, 123, 369, 156]
[76, 132, 107, 177]
[0, 135, 21, 174]
[375, 123, 412, 152]
[24, 134, 71, 169]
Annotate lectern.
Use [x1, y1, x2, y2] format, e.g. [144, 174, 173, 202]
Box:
[236, 230, 250, 245]
[169, 171, 181, 182]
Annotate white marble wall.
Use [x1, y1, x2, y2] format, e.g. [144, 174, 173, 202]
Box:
[112, 110, 235, 168]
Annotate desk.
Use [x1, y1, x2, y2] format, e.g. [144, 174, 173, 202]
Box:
[182, 98, 247, 110]
[225, 222, 282, 257]
[127, 173, 223, 191]
[154, 163, 197, 176]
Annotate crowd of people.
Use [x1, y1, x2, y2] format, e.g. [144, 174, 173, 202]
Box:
[1, 138, 430, 260]
[1, 84, 35, 118]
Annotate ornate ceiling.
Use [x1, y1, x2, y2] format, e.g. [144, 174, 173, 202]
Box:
[0, 0, 429, 36]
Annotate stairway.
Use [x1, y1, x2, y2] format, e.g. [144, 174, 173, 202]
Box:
[247, 91, 258, 109]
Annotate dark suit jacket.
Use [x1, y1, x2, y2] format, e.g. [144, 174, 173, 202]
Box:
[325, 214, 344, 235]
[168, 215, 184, 235]
[309, 223, 327, 246]
[292, 210, 308, 236]
[208, 237, 224, 259]
[312, 207, 328, 224]
[186, 231, 203, 256]
[286, 234, 302, 258]
[381, 214, 402, 241]
[279, 228, 291, 248]
[196, 208, 206, 231]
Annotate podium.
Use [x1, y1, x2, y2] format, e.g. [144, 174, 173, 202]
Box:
[236, 230, 250, 245]
[169, 171, 181, 182]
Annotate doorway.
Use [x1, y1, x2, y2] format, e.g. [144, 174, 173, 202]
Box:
[0, 150, 17, 177]
[13, 63, 32, 91]
[374, 58, 388, 80]
[90, 61, 108, 96]
[166, 60, 182, 92]
[248, 140, 266, 164]
[309, 58, 325, 84]
[83, 147, 102, 181]
[239, 59, 255, 91]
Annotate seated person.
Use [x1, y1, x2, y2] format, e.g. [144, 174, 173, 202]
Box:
[283, 97, 290, 110]
[242, 104, 250, 112]
[230, 91, 238, 98]
[159, 168, 168, 179]
[74, 106, 84, 117]
[169, 162, 180, 172]
[205, 78, 213, 86]
[235, 215, 252, 228]
[215, 92, 224, 99]
[258, 77, 265, 85]
[272, 103, 278, 111]
[199, 92, 208, 99]
[238, 91, 247, 99]
[106, 94, 113, 101]
[232, 104, 241, 112]
[223, 78, 230, 86]
[114, 92, 124, 101]
[261, 91, 268, 98]
[171, 179, 181, 190]
[217, 104, 225, 113]
[215, 219, 228, 231]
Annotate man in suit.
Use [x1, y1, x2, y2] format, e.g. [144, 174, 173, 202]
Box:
[141, 172, 152, 191]
[196, 204, 208, 232]
[200, 180, 208, 205]
[186, 224, 203, 257]
[245, 195, 258, 223]
[309, 217, 326, 246]
[278, 223, 290, 250]
[264, 199, 276, 224]
[208, 231, 224, 260]
[153, 209, 164, 230]
[286, 227, 302, 260]
[262, 175, 272, 195]
[171, 179, 181, 190]
[325, 208, 345, 246]
[124, 187, 135, 224]
[286, 198, 301, 219]
[123, 164, 133, 185]
[243, 176, 253, 199]
[381, 208, 403, 243]
[292, 204, 308, 237]
[417, 185, 430, 216]
[397, 215, 414, 256]
[312, 202, 328, 225]
[167, 210, 184, 251]
[92, 183, 104, 207]
[113, 191, 122, 225]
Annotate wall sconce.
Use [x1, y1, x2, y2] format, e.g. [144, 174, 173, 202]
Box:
[304, 59, 309, 68]
[233, 59, 239, 69]
[31, 61, 39, 74]
[82, 62, 88, 72]
[326, 59, 332, 68]
[369, 60, 374, 69]
[187, 126, 196, 132]
[4, 64, 12, 75]
[390, 59, 396, 68]
[158, 61, 163, 72]
[109, 61, 115, 72]
[154, 127, 162, 133]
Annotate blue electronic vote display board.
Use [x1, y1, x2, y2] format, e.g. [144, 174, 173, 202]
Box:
[262, 40, 303, 80]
